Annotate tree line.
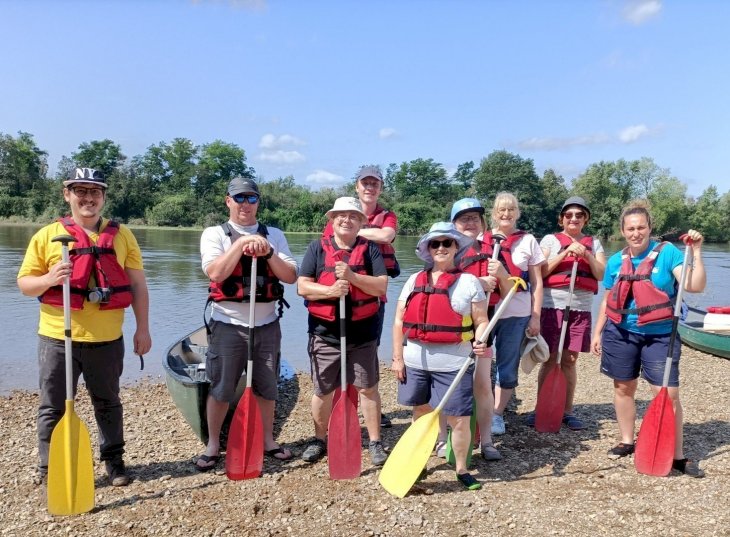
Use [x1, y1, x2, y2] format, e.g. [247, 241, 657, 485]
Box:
[2, 131, 729, 241]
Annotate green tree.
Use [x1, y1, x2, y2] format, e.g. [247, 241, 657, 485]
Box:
[385, 158, 454, 205]
[536, 169, 570, 235]
[452, 161, 475, 192]
[71, 139, 126, 178]
[472, 150, 543, 233]
[647, 175, 688, 236]
[0, 132, 49, 218]
[689, 186, 725, 242]
[571, 161, 633, 239]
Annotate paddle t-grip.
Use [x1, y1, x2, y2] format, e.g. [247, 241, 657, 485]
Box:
[51, 234, 75, 246]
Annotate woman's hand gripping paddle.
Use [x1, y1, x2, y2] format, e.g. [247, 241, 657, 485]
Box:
[379, 277, 527, 498]
[535, 260, 578, 433]
[226, 256, 264, 480]
[634, 235, 692, 476]
[47, 235, 95, 516]
[447, 233, 506, 466]
[328, 251, 361, 480]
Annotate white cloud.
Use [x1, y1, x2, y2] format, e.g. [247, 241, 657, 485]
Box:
[257, 150, 306, 164]
[379, 127, 398, 139]
[622, 0, 662, 25]
[306, 169, 345, 186]
[258, 133, 306, 149]
[618, 124, 650, 143]
[517, 133, 611, 151]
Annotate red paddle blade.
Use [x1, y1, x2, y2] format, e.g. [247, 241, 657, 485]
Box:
[535, 365, 567, 433]
[328, 384, 361, 480]
[225, 389, 264, 480]
[635, 388, 675, 476]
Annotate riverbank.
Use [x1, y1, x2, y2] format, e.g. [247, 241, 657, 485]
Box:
[1, 347, 728, 536]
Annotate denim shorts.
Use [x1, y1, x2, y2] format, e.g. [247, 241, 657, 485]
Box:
[600, 321, 680, 387]
[541, 308, 592, 353]
[397, 365, 474, 417]
[493, 315, 530, 389]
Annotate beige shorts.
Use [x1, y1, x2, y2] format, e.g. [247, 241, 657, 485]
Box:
[307, 334, 379, 396]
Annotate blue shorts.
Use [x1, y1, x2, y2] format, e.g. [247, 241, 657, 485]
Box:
[600, 321, 680, 387]
[397, 365, 474, 417]
[493, 315, 530, 389]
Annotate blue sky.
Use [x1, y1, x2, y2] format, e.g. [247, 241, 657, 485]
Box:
[1, 0, 728, 196]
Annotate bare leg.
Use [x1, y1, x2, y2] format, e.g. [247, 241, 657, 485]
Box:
[359, 384, 381, 442]
[561, 350, 579, 413]
[473, 356, 494, 445]
[494, 386, 514, 416]
[198, 395, 228, 467]
[614, 379, 638, 444]
[311, 391, 334, 440]
[447, 415, 471, 474]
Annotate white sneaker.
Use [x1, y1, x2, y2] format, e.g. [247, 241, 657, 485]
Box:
[491, 414, 506, 436]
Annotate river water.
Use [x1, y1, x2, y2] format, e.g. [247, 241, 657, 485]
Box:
[2, 224, 728, 394]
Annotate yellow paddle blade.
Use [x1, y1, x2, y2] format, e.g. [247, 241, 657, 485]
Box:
[379, 410, 440, 498]
[48, 400, 95, 516]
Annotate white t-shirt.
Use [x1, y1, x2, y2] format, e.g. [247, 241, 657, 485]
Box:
[495, 233, 546, 318]
[200, 220, 298, 327]
[540, 234, 604, 311]
[398, 271, 486, 372]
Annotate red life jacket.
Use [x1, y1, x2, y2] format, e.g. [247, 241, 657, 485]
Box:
[366, 206, 400, 278]
[402, 271, 474, 343]
[307, 235, 380, 322]
[605, 242, 674, 325]
[459, 230, 528, 305]
[40, 217, 133, 310]
[207, 223, 287, 309]
[543, 233, 598, 294]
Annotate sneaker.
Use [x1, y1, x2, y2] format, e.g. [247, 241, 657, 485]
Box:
[525, 413, 536, 427]
[491, 414, 506, 436]
[607, 442, 635, 459]
[369, 440, 387, 466]
[456, 472, 482, 490]
[105, 459, 130, 487]
[301, 438, 327, 463]
[481, 443, 502, 461]
[380, 413, 392, 428]
[672, 458, 705, 478]
[562, 413, 586, 431]
[435, 440, 447, 458]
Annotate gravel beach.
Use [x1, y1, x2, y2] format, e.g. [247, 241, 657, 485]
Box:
[1, 347, 728, 537]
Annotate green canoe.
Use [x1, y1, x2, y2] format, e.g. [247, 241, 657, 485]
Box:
[679, 307, 730, 360]
[162, 327, 246, 446]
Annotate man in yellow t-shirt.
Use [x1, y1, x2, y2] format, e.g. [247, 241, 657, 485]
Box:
[17, 167, 151, 487]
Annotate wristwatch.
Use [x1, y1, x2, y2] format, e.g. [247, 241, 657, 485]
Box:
[263, 249, 275, 260]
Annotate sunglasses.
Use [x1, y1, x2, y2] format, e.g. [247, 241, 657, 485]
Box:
[231, 193, 259, 204]
[563, 211, 586, 220]
[428, 238, 455, 249]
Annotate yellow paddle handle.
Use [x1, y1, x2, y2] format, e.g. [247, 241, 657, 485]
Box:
[507, 276, 527, 292]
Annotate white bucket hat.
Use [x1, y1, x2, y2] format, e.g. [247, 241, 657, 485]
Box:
[415, 222, 474, 265]
[325, 196, 367, 221]
[520, 331, 549, 374]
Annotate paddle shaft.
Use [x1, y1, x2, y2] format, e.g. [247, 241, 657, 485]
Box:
[661, 242, 691, 387]
[60, 242, 73, 399]
[433, 279, 522, 414]
[246, 256, 257, 389]
[555, 260, 579, 367]
[340, 295, 346, 391]
[482, 234, 505, 306]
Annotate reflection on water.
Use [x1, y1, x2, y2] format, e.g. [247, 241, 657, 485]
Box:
[1, 224, 728, 394]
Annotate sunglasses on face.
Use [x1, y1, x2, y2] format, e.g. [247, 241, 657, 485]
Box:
[563, 211, 586, 220]
[231, 193, 259, 204]
[428, 238, 455, 249]
[69, 186, 104, 198]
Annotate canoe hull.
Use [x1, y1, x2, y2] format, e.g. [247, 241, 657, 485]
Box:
[678, 320, 730, 359]
[163, 327, 246, 446]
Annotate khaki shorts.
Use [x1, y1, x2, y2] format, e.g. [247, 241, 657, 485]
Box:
[206, 319, 281, 403]
[307, 334, 379, 396]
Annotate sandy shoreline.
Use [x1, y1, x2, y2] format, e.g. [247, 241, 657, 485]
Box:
[1, 347, 728, 536]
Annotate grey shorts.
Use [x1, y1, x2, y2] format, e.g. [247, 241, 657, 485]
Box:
[307, 334, 379, 396]
[206, 319, 281, 403]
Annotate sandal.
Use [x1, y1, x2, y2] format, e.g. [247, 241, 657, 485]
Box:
[434, 440, 447, 458]
[193, 454, 220, 472]
[607, 442, 634, 459]
[481, 443, 502, 461]
[456, 472, 482, 490]
[672, 458, 705, 478]
[265, 446, 293, 461]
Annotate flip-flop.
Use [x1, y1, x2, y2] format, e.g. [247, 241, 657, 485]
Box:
[265, 447, 293, 461]
[193, 454, 219, 472]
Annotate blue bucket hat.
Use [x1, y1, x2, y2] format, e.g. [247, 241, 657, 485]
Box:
[415, 222, 474, 265]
